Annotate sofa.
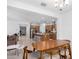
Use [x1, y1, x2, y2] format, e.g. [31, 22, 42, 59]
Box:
[7, 34, 19, 46]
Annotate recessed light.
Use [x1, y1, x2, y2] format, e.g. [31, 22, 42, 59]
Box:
[65, 0, 69, 5]
[54, 3, 58, 8]
[59, 8, 63, 11]
[54, 0, 59, 2]
[41, 2, 47, 7]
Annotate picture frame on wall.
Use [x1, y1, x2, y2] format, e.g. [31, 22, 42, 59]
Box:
[19, 26, 26, 36]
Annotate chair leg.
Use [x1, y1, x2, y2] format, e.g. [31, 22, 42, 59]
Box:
[64, 48, 66, 59]
[68, 44, 72, 59]
[23, 50, 28, 59]
[16, 49, 19, 56]
[26, 51, 28, 59]
[59, 48, 67, 59]
[60, 56, 62, 59]
[61, 55, 67, 59]
[23, 47, 28, 59]
[59, 49, 62, 59]
[23, 51, 25, 59]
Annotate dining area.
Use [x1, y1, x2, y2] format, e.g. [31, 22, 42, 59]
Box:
[7, 0, 72, 59]
[7, 21, 72, 59]
[23, 36, 71, 59]
[22, 22, 72, 59]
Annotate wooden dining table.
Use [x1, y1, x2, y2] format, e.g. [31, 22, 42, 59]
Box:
[32, 39, 72, 59]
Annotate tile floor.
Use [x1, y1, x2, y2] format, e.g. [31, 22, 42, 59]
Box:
[7, 38, 71, 59]
[7, 49, 60, 59]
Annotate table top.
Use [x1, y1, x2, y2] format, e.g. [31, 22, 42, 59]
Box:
[32, 39, 70, 51]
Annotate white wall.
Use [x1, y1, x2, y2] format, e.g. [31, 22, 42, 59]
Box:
[7, 19, 30, 38]
[7, 4, 72, 40]
[7, 12, 72, 40]
[57, 11, 72, 41]
[7, 10, 72, 40]
[7, 6, 58, 38]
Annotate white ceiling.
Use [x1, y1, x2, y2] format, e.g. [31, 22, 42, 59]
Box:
[19, 0, 72, 12]
[7, 6, 56, 23]
[7, 0, 72, 14]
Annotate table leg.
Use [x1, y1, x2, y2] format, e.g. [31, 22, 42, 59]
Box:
[49, 52, 52, 59]
[39, 51, 44, 59]
[59, 49, 62, 59]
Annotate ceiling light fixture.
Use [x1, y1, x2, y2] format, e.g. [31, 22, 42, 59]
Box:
[54, 0, 69, 11]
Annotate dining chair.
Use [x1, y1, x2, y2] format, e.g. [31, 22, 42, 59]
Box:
[23, 46, 33, 59]
[59, 40, 72, 59]
[46, 49, 59, 59]
[41, 33, 50, 41]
